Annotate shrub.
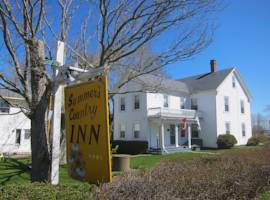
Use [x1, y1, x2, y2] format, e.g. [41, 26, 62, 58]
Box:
[247, 134, 270, 146]
[217, 134, 237, 149]
[111, 140, 148, 155]
[95, 146, 270, 200]
[0, 183, 93, 200]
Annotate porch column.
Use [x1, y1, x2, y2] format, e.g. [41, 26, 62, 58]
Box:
[175, 124, 179, 147]
[160, 120, 165, 149]
[188, 124, 192, 148]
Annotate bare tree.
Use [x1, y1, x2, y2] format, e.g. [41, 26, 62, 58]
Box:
[0, 0, 219, 182]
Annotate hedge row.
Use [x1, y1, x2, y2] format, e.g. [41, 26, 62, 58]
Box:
[97, 145, 270, 200]
[111, 140, 148, 155]
[0, 183, 93, 200]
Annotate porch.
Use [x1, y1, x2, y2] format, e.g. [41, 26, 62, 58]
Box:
[147, 107, 202, 154]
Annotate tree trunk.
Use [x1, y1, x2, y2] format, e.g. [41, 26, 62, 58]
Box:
[30, 96, 51, 182]
[28, 39, 52, 182]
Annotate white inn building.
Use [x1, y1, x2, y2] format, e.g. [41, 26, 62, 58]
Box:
[113, 60, 252, 153]
[0, 90, 31, 155]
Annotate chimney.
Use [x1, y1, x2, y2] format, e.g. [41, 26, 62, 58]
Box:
[210, 59, 217, 73]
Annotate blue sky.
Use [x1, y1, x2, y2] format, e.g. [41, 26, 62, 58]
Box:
[165, 0, 270, 115]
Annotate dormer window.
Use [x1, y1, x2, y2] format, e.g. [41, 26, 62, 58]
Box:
[163, 95, 169, 108]
[0, 100, 10, 113]
[232, 76, 236, 88]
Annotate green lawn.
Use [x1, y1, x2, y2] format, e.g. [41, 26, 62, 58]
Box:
[0, 146, 261, 185]
[130, 151, 208, 169]
[130, 146, 261, 170]
[0, 157, 82, 185]
[257, 190, 270, 200]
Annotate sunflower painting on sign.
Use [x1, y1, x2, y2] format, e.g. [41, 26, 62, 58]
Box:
[69, 144, 86, 180]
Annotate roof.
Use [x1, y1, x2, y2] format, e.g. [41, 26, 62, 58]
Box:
[135, 73, 189, 94]
[0, 89, 28, 108]
[178, 68, 234, 93]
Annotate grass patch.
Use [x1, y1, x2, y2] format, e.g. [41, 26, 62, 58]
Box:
[0, 157, 83, 185]
[131, 152, 205, 169]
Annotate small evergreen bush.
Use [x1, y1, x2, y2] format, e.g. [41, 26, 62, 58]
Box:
[217, 134, 237, 149]
[247, 134, 270, 146]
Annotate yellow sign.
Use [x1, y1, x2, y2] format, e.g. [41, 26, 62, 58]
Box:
[64, 76, 112, 183]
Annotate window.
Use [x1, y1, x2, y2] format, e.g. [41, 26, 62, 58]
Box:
[163, 95, 169, 108]
[232, 76, 236, 88]
[16, 129, 21, 145]
[191, 124, 199, 138]
[24, 129, 31, 140]
[225, 122, 230, 134]
[120, 124, 125, 138]
[0, 100, 10, 113]
[224, 96, 229, 112]
[133, 123, 140, 138]
[240, 100, 245, 114]
[134, 95, 140, 109]
[242, 123, 246, 137]
[191, 98, 198, 110]
[180, 98, 185, 109]
[120, 97, 125, 111]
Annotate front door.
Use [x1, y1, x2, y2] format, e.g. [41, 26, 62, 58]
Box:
[170, 124, 175, 145]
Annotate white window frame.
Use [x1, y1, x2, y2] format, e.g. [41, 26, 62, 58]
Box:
[224, 96, 229, 112]
[225, 122, 230, 134]
[134, 95, 140, 110]
[120, 97, 126, 111]
[163, 95, 169, 108]
[133, 123, 140, 139]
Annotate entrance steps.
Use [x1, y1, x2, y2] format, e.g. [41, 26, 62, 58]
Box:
[148, 146, 191, 155]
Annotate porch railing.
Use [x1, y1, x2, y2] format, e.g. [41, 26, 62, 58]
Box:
[147, 107, 201, 119]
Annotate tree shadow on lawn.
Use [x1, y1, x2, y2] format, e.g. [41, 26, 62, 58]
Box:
[0, 158, 31, 185]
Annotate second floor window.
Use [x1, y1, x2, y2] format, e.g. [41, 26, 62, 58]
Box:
[224, 96, 229, 112]
[225, 122, 230, 134]
[163, 95, 169, 108]
[120, 97, 125, 111]
[240, 100, 245, 114]
[133, 123, 140, 138]
[191, 98, 198, 110]
[180, 98, 185, 109]
[120, 124, 125, 138]
[242, 123, 246, 137]
[134, 95, 140, 109]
